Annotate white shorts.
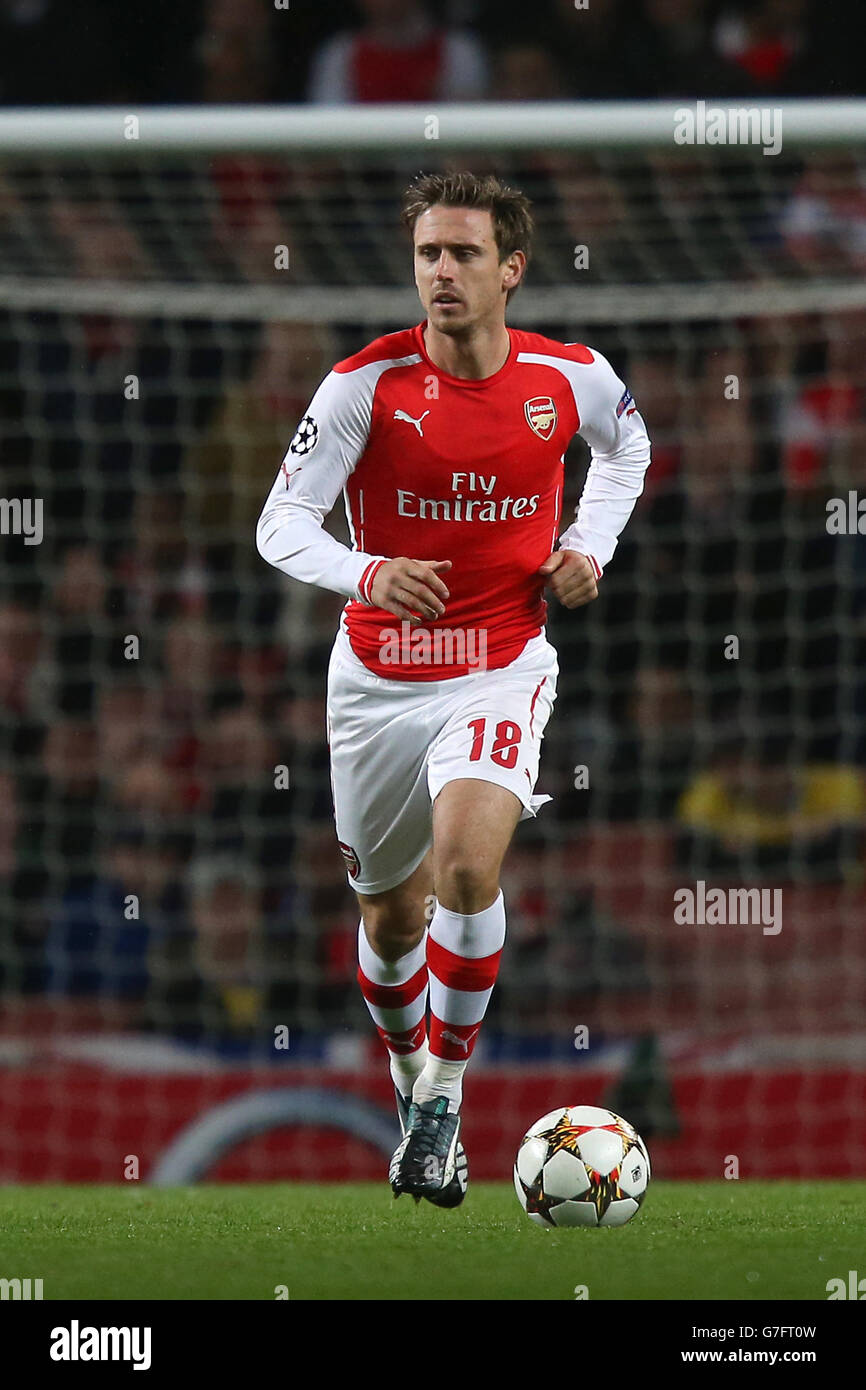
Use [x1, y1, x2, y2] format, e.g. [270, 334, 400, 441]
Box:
[325, 624, 559, 895]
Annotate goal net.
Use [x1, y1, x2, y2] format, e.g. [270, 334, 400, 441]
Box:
[1, 103, 865, 1184]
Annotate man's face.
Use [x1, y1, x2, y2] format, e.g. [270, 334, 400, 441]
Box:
[412, 205, 524, 335]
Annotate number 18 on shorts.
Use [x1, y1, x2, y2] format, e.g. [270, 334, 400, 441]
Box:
[326, 629, 558, 896]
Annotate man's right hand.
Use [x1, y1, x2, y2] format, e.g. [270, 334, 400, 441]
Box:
[369, 557, 452, 624]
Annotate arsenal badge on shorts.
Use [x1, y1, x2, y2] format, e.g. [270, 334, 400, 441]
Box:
[338, 840, 361, 878]
[524, 396, 557, 440]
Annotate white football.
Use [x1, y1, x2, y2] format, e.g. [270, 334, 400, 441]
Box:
[514, 1104, 651, 1228]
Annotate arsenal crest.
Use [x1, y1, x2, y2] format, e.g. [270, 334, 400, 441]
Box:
[524, 396, 557, 440]
[338, 840, 361, 879]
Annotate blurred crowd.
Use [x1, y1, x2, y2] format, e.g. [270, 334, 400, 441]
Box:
[0, 0, 860, 106]
[0, 0, 864, 1048]
[1, 296, 865, 1043]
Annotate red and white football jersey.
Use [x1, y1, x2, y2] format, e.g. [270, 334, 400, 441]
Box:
[256, 323, 651, 680]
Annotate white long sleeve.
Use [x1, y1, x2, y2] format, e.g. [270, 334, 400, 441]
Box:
[255, 364, 391, 602]
[557, 350, 652, 575]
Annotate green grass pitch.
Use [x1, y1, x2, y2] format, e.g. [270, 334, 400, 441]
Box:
[0, 1182, 862, 1300]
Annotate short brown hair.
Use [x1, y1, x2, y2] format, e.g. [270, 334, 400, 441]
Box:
[401, 171, 534, 298]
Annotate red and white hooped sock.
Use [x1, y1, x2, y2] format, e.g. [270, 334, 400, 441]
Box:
[415, 890, 506, 1114]
[357, 922, 429, 1098]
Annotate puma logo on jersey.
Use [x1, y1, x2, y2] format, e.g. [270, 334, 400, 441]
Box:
[440, 1027, 480, 1053]
[394, 408, 430, 437]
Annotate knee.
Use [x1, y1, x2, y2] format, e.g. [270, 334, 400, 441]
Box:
[435, 857, 500, 915]
[360, 902, 425, 962]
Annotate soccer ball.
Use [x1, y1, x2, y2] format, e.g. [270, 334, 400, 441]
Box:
[514, 1104, 651, 1228]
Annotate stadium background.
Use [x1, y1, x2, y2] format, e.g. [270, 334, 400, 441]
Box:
[1, 0, 865, 1187]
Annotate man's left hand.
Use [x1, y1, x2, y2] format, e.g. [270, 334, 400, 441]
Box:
[537, 550, 598, 609]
